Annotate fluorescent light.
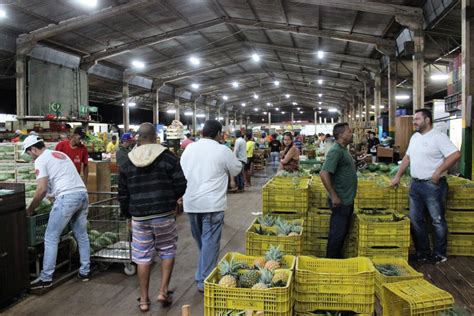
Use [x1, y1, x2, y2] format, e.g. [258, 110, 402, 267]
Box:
[285, 94, 290, 99]
[189, 56, 200, 65]
[318, 111, 322, 114]
[191, 83, 200, 89]
[241, 102, 246, 107]
[266, 102, 271, 106]
[275, 107, 279, 111]
[380, 105, 385, 109]
[263, 112, 267, 114]
[329, 108, 338, 112]
[217, 117, 224, 120]
[292, 102, 298, 106]
[356, 114, 360, 118]
[184, 111, 193, 116]
[254, 108, 259, 112]
[0, 9, 6, 18]
[222, 95, 228, 101]
[251, 53, 260, 62]
[431, 73, 449, 81]
[167, 109, 176, 114]
[128, 102, 136, 107]
[77, 0, 97, 7]
[232, 81, 239, 88]
[297, 107, 300, 111]
[253, 94, 259, 100]
[396, 94, 410, 100]
[318, 107, 322, 110]
[131, 60, 145, 69]
[274, 80, 280, 86]
[318, 101, 322, 105]
[371, 105, 375, 109]
[317, 50, 324, 59]
[196, 114, 206, 118]
[281, 111, 285, 114]
[318, 93, 322, 97]
[318, 79, 323, 85]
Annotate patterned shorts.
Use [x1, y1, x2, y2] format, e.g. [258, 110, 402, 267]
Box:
[131, 216, 178, 264]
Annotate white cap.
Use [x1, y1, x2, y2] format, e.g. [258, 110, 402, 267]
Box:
[22, 135, 43, 154]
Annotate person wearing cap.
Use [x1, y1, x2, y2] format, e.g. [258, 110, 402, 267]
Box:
[116, 133, 135, 170]
[55, 126, 89, 183]
[22, 135, 90, 289]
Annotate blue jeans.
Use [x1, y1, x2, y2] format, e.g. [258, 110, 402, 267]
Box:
[235, 162, 245, 190]
[187, 211, 225, 290]
[326, 202, 354, 259]
[40, 191, 90, 281]
[409, 178, 448, 257]
[271, 152, 280, 165]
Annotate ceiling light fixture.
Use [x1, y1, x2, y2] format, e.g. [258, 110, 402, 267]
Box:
[300, 111, 303, 114]
[196, 114, 206, 118]
[430, 73, 449, 81]
[281, 111, 285, 114]
[222, 95, 228, 101]
[191, 83, 200, 89]
[318, 93, 322, 97]
[251, 53, 260, 62]
[318, 101, 322, 105]
[241, 102, 246, 107]
[232, 81, 239, 88]
[274, 80, 280, 86]
[318, 107, 322, 110]
[318, 79, 323, 85]
[0, 9, 6, 18]
[253, 94, 259, 100]
[396, 94, 410, 100]
[131, 60, 145, 69]
[128, 102, 136, 107]
[297, 107, 301, 111]
[329, 108, 337, 112]
[254, 108, 259, 112]
[380, 105, 385, 109]
[285, 94, 290, 99]
[263, 111, 267, 115]
[184, 111, 193, 116]
[266, 102, 271, 106]
[77, 0, 97, 7]
[167, 109, 176, 114]
[189, 56, 200, 65]
[275, 107, 279, 111]
[292, 102, 297, 106]
[317, 50, 324, 59]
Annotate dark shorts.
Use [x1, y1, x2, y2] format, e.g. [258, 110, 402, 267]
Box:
[245, 157, 253, 171]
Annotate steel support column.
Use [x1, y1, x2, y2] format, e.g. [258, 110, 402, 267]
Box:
[16, 56, 27, 119]
[374, 73, 381, 122]
[193, 99, 197, 136]
[388, 61, 397, 138]
[413, 28, 425, 111]
[153, 89, 159, 125]
[174, 98, 180, 121]
[122, 81, 130, 132]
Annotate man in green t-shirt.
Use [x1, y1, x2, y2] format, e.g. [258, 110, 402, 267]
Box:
[320, 123, 358, 258]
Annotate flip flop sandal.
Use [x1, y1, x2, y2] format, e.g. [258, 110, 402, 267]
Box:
[137, 298, 150, 312]
[157, 291, 173, 308]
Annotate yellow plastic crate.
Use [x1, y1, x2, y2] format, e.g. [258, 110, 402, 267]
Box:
[394, 185, 410, 210]
[246, 219, 304, 256]
[446, 210, 474, 233]
[355, 213, 410, 248]
[262, 180, 309, 213]
[306, 208, 331, 238]
[206, 308, 292, 316]
[357, 246, 409, 260]
[371, 257, 423, 300]
[447, 179, 474, 209]
[295, 256, 375, 314]
[302, 237, 328, 257]
[204, 252, 295, 315]
[447, 233, 474, 256]
[382, 279, 454, 316]
[356, 181, 396, 209]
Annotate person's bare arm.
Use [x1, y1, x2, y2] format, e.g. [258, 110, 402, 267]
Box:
[391, 154, 410, 187]
[83, 164, 89, 184]
[26, 177, 48, 215]
[432, 151, 461, 183]
[320, 170, 341, 207]
[281, 146, 297, 164]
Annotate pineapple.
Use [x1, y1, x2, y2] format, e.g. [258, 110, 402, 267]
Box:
[218, 257, 240, 288]
[276, 219, 292, 236]
[239, 269, 260, 288]
[272, 270, 289, 286]
[257, 214, 276, 227]
[264, 245, 283, 271]
[288, 222, 302, 236]
[252, 268, 274, 290]
[253, 257, 266, 268]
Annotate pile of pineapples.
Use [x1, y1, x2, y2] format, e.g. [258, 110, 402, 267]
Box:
[255, 214, 302, 236]
[217, 246, 290, 289]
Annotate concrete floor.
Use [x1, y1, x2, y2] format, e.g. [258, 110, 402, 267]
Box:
[5, 168, 275, 316]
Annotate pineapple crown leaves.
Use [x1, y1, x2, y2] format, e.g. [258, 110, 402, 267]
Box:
[257, 267, 274, 286]
[257, 214, 276, 226]
[218, 256, 241, 278]
[265, 245, 283, 262]
[290, 222, 303, 234]
[276, 220, 292, 235]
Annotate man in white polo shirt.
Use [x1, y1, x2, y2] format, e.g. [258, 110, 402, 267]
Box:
[23, 135, 90, 289]
[180, 120, 242, 292]
[391, 109, 460, 264]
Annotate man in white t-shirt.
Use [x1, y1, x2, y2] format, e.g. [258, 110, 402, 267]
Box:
[391, 109, 460, 264]
[233, 130, 247, 192]
[180, 120, 242, 292]
[22, 135, 90, 289]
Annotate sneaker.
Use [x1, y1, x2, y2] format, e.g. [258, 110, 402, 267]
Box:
[414, 254, 431, 264]
[30, 278, 52, 290]
[432, 255, 448, 264]
[77, 272, 91, 282]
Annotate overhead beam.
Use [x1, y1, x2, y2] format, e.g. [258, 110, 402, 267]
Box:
[289, 0, 423, 18]
[223, 17, 395, 48]
[81, 18, 224, 64]
[17, 0, 156, 45]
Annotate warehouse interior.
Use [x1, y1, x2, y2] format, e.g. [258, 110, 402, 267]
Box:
[1, 0, 474, 315]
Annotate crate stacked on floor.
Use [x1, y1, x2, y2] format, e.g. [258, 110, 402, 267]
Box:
[355, 178, 396, 210]
[294, 257, 375, 315]
[204, 251, 296, 316]
[446, 177, 474, 256]
[253, 149, 266, 170]
[345, 211, 410, 260]
[262, 176, 310, 214]
[303, 208, 330, 257]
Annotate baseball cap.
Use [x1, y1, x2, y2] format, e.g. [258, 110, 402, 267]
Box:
[73, 126, 86, 139]
[22, 135, 44, 154]
[120, 133, 133, 141]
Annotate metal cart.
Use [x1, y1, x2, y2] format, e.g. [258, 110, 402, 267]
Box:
[88, 192, 136, 276]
